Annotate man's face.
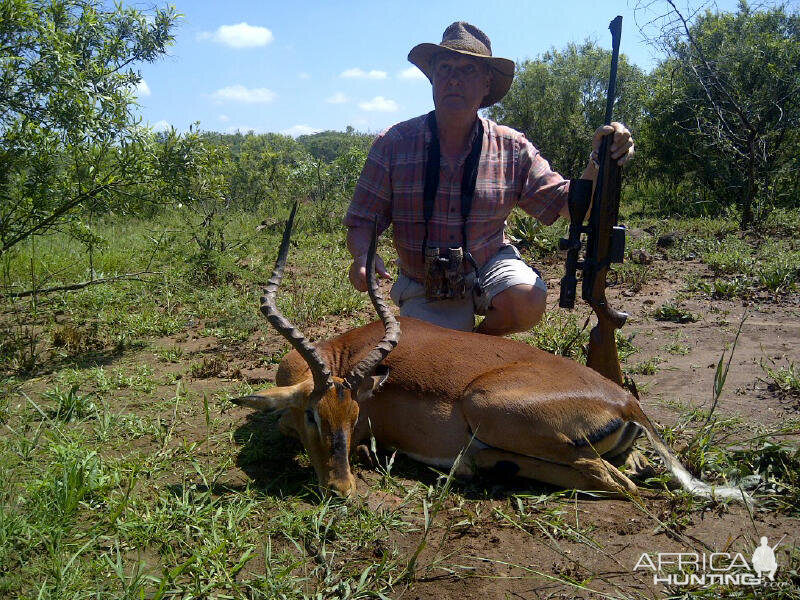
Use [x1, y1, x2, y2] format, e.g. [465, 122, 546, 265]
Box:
[431, 53, 491, 116]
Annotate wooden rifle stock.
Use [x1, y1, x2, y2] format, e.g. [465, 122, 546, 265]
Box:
[585, 142, 627, 386]
[559, 15, 628, 386]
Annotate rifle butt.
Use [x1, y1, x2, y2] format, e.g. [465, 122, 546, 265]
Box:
[586, 300, 627, 386]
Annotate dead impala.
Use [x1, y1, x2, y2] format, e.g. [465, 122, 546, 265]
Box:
[232, 205, 750, 503]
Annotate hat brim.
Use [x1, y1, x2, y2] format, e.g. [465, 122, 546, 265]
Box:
[408, 43, 515, 108]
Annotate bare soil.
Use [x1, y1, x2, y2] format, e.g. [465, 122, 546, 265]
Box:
[15, 251, 798, 599]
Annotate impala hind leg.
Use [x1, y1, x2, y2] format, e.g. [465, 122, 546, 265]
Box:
[472, 448, 639, 498]
[612, 448, 656, 480]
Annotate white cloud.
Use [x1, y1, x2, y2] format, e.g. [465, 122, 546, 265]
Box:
[199, 22, 274, 48]
[298, 72, 310, 80]
[398, 67, 426, 80]
[340, 68, 388, 80]
[281, 124, 320, 137]
[211, 85, 276, 104]
[218, 114, 230, 122]
[326, 92, 349, 104]
[135, 79, 151, 96]
[358, 96, 399, 112]
[151, 120, 171, 132]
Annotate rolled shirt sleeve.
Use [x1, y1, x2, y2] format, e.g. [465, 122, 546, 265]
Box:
[344, 131, 394, 235]
[516, 139, 569, 226]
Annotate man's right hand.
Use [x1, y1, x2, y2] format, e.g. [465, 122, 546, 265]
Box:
[348, 253, 391, 292]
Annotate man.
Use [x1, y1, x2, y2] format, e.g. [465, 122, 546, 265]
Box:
[345, 22, 634, 335]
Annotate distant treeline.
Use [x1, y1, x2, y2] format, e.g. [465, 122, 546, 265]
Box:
[1, 0, 798, 262]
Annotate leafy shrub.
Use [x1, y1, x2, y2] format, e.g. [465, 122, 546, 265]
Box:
[653, 302, 698, 323]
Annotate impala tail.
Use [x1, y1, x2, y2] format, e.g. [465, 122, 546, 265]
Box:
[629, 402, 753, 505]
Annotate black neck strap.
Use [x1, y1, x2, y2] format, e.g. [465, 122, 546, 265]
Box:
[422, 111, 484, 256]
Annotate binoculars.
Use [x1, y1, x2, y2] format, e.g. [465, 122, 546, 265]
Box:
[424, 246, 466, 300]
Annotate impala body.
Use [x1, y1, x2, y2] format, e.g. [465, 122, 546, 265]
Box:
[269, 316, 644, 494]
[233, 206, 750, 503]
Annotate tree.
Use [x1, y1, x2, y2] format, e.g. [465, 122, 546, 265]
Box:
[225, 133, 311, 211]
[486, 41, 648, 177]
[637, 1, 800, 228]
[297, 129, 372, 163]
[0, 0, 178, 256]
[153, 125, 234, 283]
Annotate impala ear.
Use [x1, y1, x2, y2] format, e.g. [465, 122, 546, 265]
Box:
[231, 379, 314, 412]
[355, 365, 390, 402]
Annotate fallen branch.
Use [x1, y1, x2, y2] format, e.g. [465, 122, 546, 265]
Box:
[1, 271, 163, 298]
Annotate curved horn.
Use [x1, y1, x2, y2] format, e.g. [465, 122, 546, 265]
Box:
[344, 218, 400, 390]
[261, 202, 333, 391]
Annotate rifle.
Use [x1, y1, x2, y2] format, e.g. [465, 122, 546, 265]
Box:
[558, 15, 627, 386]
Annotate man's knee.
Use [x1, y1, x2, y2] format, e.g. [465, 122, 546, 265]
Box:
[489, 283, 546, 328]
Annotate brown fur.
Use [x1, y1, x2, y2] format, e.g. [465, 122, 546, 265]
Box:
[239, 315, 751, 503]
[261, 317, 645, 497]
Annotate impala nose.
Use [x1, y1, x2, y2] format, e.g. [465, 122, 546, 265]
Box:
[327, 474, 356, 498]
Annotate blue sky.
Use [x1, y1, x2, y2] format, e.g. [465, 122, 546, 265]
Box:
[133, 0, 752, 136]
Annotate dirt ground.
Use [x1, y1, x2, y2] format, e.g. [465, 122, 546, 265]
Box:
[121, 249, 796, 599]
[15, 248, 792, 598]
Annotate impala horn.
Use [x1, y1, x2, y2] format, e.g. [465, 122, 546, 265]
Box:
[343, 218, 400, 391]
[261, 202, 333, 391]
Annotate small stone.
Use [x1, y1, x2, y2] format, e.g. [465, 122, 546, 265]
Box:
[631, 249, 653, 264]
[657, 232, 680, 248]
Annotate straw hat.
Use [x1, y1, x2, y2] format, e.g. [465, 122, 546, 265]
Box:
[408, 22, 515, 108]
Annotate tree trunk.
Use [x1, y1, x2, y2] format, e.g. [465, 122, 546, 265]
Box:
[740, 138, 756, 230]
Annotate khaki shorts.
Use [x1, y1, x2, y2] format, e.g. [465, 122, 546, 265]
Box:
[389, 245, 546, 331]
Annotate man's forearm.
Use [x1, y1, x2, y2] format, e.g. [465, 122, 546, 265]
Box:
[559, 160, 598, 220]
[346, 226, 374, 259]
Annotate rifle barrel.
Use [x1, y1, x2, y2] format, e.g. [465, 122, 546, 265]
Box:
[605, 16, 623, 125]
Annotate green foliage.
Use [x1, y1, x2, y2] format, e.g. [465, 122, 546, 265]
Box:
[297, 127, 373, 162]
[507, 209, 566, 258]
[208, 131, 311, 212]
[760, 358, 800, 398]
[627, 356, 662, 376]
[44, 384, 96, 422]
[519, 311, 589, 361]
[0, 0, 178, 255]
[640, 2, 800, 228]
[487, 41, 648, 176]
[653, 302, 698, 323]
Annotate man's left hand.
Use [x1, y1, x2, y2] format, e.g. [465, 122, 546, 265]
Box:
[592, 122, 635, 166]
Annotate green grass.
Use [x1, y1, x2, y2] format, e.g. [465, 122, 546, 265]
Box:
[653, 301, 698, 323]
[662, 332, 691, 356]
[2, 207, 799, 598]
[761, 357, 800, 398]
[627, 356, 662, 375]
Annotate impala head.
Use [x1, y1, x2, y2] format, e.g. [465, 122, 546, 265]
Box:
[232, 204, 399, 497]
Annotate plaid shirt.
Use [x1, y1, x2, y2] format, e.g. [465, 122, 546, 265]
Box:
[344, 114, 569, 282]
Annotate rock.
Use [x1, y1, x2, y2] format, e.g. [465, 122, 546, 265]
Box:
[657, 232, 681, 248]
[630, 248, 654, 264]
[626, 228, 650, 240]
